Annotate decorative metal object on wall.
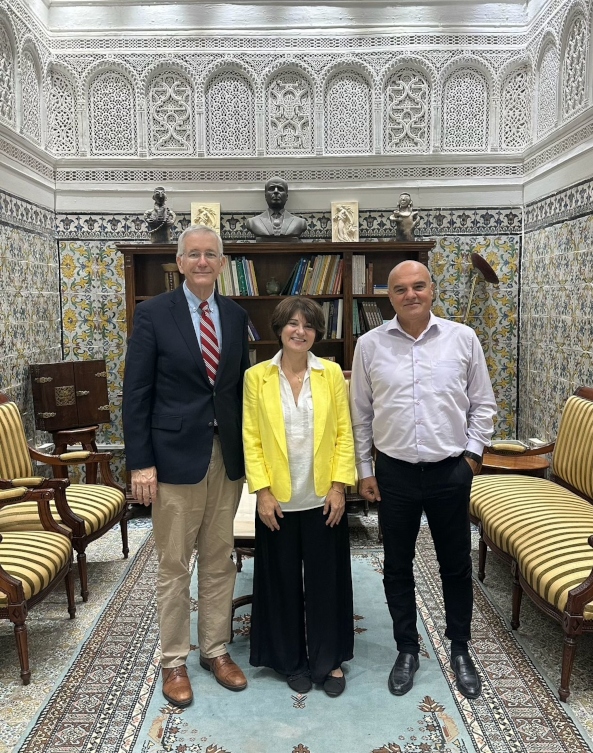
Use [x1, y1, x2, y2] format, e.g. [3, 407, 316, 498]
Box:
[331, 201, 359, 242]
[190, 202, 221, 234]
[463, 252, 499, 324]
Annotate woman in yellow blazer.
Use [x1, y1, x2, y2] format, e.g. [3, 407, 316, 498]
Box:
[243, 297, 356, 698]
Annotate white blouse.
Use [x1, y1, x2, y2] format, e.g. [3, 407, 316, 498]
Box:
[272, 350, 326, 512]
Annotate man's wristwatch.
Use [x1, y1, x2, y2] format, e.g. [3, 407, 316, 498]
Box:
[463, 450, 483, 465]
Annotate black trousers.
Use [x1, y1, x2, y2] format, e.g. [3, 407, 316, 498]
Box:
[376, 451, 474, 655]
[249, 505, 354, 684]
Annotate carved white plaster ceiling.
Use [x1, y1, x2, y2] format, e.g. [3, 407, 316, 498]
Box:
[35, 0, 541, 33]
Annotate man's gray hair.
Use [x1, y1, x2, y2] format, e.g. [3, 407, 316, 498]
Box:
[177, 225, 224, 257]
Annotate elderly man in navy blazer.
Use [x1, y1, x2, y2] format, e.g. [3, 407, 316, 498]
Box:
[123, 224, 250, 707]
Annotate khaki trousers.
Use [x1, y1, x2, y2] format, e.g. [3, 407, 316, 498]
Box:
[152, 437, 243, 668]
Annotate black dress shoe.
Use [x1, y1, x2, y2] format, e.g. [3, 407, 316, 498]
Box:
[388, 652, 420, 696]
[450, 654, 482, 699]
[287, 672, 312, 694]
[323, 673, 346, 698]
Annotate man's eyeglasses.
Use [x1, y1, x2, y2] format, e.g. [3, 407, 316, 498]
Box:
[183, 251, 221, 261]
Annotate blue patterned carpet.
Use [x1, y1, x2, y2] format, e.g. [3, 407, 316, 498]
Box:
[15, 529, 593, 753]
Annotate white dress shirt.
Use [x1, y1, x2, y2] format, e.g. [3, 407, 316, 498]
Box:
[349, 312, 497, 479]
[272, 350, 326, 511]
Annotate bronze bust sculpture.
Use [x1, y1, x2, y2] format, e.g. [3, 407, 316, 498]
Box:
[246, 178, 307, 241]
[145, 186, 176, 243]
[390, 192, 420, 242]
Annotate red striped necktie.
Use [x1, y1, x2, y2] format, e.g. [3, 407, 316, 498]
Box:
[199, 301, 219, 385]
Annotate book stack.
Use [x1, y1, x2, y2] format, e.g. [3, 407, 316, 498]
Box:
[352, 255, 366, 294]
[321, 299, 344, 339]
[282, 256, 343, 296]
[373, 284, 389, 295]
[353, 300, 384, 335]
[247, 318, 261, 342]
[217, 257, 259, 296]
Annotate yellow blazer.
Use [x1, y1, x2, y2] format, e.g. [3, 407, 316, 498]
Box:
[243, 357, 356, 503]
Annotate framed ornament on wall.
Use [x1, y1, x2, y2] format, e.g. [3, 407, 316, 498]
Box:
[191, 202, 221, 234]
[331, 201, 359, 242]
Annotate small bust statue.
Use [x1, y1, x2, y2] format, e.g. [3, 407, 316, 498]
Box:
[144, 186, 176, 243]
[390, 192, 420, 242]
[246, 177, 307, 241]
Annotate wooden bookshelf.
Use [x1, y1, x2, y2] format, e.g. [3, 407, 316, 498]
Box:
[117, 240, 434, 370]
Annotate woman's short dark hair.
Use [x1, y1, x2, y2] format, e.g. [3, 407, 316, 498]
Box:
[271, 297, 326, 345]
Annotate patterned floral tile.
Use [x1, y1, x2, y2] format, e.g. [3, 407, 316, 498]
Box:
[0, 200, 60, 439]
[521, 186, 593, 441]
[525, 176, 593, 232]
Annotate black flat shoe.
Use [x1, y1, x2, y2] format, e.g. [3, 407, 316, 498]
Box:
[450, 654, 482, 699]
[388, 652, 420, 696]
[287, 672, 312, 694]
[323, 673, 346, 697]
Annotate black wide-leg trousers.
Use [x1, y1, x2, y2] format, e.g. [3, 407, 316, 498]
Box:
[249, 505, 354, 684]
[375, 451, 474, 655]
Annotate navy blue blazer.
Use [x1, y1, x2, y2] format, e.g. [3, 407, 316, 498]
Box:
[123, 286, 250, 484]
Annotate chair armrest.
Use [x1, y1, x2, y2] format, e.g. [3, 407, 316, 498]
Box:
[0, 476, 70, 491]
[10, 476, 46, 486]
[521, 442, 555, 455]
[0, 486, 30, 501]
[29, 448, 113, 466]
[0, 487, 71, 537]
[0, 476, 82, 531]
[486, 441, 555, 456]
[28, 449, 124, 495]
[58, 451, 91, 461]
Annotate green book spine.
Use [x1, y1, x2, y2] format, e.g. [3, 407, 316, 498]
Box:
[236, 258, 249, 296]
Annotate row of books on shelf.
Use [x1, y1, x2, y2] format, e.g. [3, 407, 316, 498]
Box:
[216, 252, 388, 298]
[353, 300, 385, 336]
[216, 257, 260, 296]
[282, 255, 343, 296]
[352, 256, 390, 295]
[321, 299, 344, 339]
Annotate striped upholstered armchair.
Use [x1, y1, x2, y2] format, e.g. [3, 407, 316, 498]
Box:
[0, 485, 76, 683]
[0, 394, 128, 602]
[470, 386, 593, 702]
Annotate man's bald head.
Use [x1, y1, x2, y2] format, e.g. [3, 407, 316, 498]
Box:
[388, 260, 432, 288]
[387, 260, 435, 338]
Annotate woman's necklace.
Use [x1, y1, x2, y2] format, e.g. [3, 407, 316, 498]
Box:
[282, 361, 307, 383]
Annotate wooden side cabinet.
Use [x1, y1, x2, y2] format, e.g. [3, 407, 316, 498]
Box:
[117, 240, 434, 371]
[30, 359, 110, 432]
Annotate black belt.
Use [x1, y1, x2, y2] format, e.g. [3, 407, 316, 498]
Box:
[391, 454, 462, 468]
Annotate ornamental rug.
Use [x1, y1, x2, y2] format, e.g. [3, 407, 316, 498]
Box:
[15, 528, 593, 753]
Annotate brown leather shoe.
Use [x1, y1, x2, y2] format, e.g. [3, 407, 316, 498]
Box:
[199, 653, 247, 691]
[162, 665, 193, 707]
